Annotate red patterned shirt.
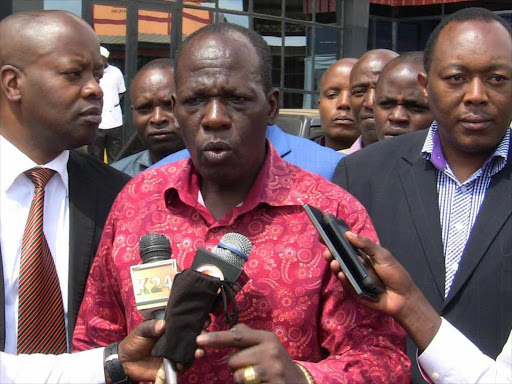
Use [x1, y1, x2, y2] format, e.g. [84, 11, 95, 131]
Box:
[73, 143, 410, 383]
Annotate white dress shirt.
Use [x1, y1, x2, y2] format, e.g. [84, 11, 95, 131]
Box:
[419, 318, 512, 384]
[99, 64, 126, 129]
[0, 135, 70, 353]
[0, 348, 105, 383]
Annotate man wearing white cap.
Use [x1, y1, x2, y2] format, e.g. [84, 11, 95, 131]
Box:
[88, 46, 126, 163]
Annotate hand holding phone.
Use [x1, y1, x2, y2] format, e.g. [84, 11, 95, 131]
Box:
[303, 204, 382, 302]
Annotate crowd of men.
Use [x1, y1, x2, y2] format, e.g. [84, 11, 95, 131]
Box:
[0, 5, 511, 384]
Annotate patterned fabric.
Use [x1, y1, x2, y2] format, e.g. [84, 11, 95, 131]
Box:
[73, 143, 410, 384]
[17, 168, 67, 354]
[421, 122, 510, 296]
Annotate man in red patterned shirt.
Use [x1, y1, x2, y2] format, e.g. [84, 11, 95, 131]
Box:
[73, 23, 410, 383]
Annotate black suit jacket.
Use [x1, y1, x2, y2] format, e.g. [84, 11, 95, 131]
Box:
[334, 130, 512, 382]
[0, 150, 130, 350]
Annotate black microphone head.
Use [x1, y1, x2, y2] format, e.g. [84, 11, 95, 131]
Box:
[139, 233, 171, 264]
[212, 232, 252, 268]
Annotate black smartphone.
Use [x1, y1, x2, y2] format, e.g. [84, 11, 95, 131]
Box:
[303, 204, 381, 302]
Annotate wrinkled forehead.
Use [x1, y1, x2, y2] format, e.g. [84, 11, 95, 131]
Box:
[176, 32, 260, 83]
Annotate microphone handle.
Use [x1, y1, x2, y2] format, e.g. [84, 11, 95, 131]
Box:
[153, 310, 178, 384]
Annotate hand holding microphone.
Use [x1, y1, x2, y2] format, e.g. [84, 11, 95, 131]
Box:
[152, 232, 253, 369]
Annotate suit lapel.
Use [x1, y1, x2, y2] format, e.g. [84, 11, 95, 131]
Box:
[67, 151, 97, 342]
[445, 159, 512, 306]
[399, 150, 446, 301]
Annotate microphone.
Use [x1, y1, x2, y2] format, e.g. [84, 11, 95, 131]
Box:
[192, 232, 252, 284]
[130, 233, 179, 384]
[130, 233, 178, 319]
[152, 232, 252, 368]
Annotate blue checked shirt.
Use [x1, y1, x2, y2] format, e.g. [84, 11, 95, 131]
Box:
[421, 121, 510, 297]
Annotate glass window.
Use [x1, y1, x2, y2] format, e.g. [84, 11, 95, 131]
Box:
[304, 26, 340, 108]
[218, 0, 248, 12]
[137, 9, 172, 70]
[93, 4, 126, 73]
[182, 5, 214, 40]
[254, 0, 281, 17]
[254, 18, 282, 88]
[284, 22, 307, 89]
[286, 0, 311, 21]
[375, 20, 392, 50]
[44, 0, 81, 15]
[417, 20, 438, 51]
[186, 0, 216, 7]
[397, 22, 418, 52]
[283, 91, 304, 109]
[222, 12, 249, 28]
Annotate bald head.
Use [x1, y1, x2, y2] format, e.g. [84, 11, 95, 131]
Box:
[0, 10, 104, 165]
[320, 58, 357, 92]
[0, 10, 97, 69]
[349, 49, 399, 147]
[318, 58, 359, 150]
[374, 52, 433, 140]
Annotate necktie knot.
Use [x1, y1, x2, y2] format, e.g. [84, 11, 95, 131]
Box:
[24, 167, 56, 189]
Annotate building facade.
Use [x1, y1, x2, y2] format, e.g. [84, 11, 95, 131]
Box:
[2, 0, 511, 141]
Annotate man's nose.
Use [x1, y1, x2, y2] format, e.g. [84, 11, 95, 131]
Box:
[363, 88, 375, 110]
[201, 99, 231, 130]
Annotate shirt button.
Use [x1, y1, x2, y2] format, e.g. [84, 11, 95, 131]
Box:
[454, 222, 464, 232]
[431, 372, 440, 381]
[451, 264, 459, 272]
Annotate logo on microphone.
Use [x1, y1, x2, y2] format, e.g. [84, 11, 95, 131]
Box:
[197, 264, 225, 280]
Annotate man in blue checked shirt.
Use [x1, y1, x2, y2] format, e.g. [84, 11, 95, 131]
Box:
[333, 7, 512, 383]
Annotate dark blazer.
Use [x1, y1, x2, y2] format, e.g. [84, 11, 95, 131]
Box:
[333, 130, 512, 383]
[0, 150, 130, 350]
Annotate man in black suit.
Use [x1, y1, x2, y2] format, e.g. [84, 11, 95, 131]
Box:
[0, 10, 129, 353]
[333, 7, 512, 382]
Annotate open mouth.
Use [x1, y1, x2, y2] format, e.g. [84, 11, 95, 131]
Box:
[202, 141, 233, 163]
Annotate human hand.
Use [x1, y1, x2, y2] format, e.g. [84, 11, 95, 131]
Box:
[324, 231, 420, 317]
[117, 319, 165, 382]
[323, 232, 441, 351]
[196, 323, 307, 384]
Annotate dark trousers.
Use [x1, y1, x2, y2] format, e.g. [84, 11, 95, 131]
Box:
[88, 126, 123, 164]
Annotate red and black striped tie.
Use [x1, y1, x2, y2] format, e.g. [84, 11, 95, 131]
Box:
[17, 167, 67, 354]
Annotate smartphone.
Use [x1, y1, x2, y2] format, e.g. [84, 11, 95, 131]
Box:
[303, 203, 381, 302]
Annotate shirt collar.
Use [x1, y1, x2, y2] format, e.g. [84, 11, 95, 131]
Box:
[137, 150, 152, 169]
[421, 120, 510, 175]
[163, 140, 297, 225]
[0, 134, 70, 194]
[346, 135, 363, 154]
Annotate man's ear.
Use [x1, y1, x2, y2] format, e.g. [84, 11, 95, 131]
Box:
[418, 72, 429, 101]
[266, 88, 280, 126]
[1, 65, 23, 102]
[171, 94, 176, 113]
